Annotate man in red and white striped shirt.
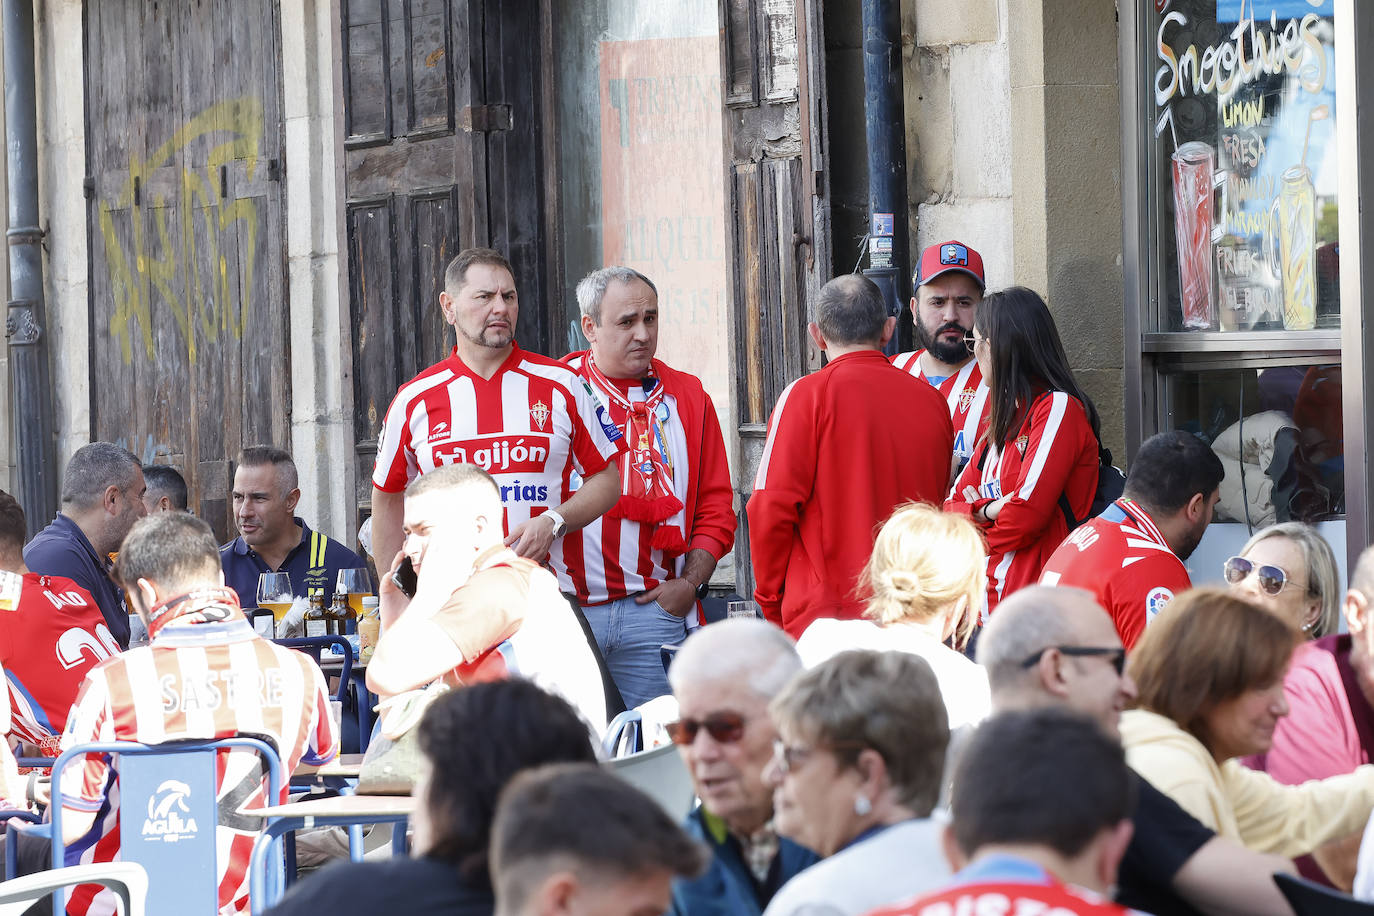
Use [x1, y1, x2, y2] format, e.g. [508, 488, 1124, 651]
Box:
[370, 248, 625, 572]
[559, 267, 735, 708]
[890, 241, 990, 478]
[59, 513, 337, 916]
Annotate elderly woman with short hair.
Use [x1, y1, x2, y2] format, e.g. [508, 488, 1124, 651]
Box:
[760, 650, 951, 916]
[1122, 588, 1374, 859]
[1226, 521, 1341, 638]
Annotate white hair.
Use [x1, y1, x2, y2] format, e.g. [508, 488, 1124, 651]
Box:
[668, 618, 802, 699]
[575, 266, 658, 324]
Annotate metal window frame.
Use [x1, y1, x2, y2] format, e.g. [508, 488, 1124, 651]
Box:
[1118, 0, 1372, 570]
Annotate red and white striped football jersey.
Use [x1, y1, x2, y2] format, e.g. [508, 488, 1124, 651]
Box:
[555, 356, 735, 607]
[59, 616, 337, 916]
[946, 391, 1098, 615]
[1040, 498, 1191, 649]
[0, 572, 119, 753]
[890, 350, 989, 468]
[372, 344, 624, 537]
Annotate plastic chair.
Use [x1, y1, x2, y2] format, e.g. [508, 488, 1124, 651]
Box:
[602, 709, 643, 758]
[275, 636, 354, 704]
[608, 743, 697, 822]
[13, 737, 282, 915]
[0, 862, 147, 916]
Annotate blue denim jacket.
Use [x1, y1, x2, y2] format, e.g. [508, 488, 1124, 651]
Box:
[670, 806, 820, 916]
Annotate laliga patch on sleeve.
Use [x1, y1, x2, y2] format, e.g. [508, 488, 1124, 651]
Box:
[0, 570, 21, 612]
[1145, 586, 1174, 624]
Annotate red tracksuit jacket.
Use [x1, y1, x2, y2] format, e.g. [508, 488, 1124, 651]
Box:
[946, 390, 1098, 615]
[747, 349, 953, 637]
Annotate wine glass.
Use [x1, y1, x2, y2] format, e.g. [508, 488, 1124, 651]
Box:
[336, 568, 372, 623]
[257, 572, 293, 624]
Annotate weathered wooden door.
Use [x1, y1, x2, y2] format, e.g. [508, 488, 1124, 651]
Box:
[85, 0, 288, 541]
[722, 0, 831, 596]
[342, 0, 551, 524]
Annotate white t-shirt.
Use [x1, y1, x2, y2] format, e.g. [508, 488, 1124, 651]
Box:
[794, 618, 990, 731]
[763, 818, 949, 916]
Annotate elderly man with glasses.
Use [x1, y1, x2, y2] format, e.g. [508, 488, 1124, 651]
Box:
[664, 618, 818, 916]
[978, 585, 1298, 916]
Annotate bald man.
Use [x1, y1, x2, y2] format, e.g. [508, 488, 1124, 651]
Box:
[978, 586, 1296, 916]
[666, 619, 817, 916]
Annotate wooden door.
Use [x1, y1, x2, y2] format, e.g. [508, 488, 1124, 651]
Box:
[721, 0, 831, 596]
[85, 0, 288, 541]
[342, 0, 551, 524]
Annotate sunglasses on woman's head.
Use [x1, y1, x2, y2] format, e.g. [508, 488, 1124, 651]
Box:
[1223, 556, 1290, 596]
[665, 712, 746, 745]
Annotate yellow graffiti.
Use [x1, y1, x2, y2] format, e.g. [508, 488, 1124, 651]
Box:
[100, 97, 264, 365]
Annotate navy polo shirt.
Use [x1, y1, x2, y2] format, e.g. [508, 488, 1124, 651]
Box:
[24, 513, 131, 649]
[220, 516, 367, 609]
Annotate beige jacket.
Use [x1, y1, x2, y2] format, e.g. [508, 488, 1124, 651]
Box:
[1121, 708, 1374, 857]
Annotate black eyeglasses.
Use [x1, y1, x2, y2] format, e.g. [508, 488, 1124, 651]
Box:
[665, 712, 746, 746]
[1020, 646, 1127, 676]
[1223, 556, 1295, 597]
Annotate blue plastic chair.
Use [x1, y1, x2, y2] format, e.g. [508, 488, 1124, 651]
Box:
[13, 737, 283, 915]
[275, 636, 353, 704]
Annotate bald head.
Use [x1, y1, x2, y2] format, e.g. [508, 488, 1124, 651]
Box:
[977, 586, 1133, 736]
[668, 618, 801, 700]
[814, 274, 889, 347]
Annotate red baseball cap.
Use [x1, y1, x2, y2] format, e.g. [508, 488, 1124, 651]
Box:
[914, 241, 985, 290]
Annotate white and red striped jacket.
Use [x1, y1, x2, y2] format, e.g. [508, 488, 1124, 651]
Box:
[59, 608, 337, 915]
[556, 354, 735, 608]
[372, 344, 625, 538]
[890, 350, 990, 469]
[946, 391, 1098, 615]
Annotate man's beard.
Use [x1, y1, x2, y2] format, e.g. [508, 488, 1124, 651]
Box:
[460, 324, 514, 350]
[915, 319, 971, 365]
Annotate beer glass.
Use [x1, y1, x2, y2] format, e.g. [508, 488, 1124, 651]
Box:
[336, 568, 371, 623]
[257, 572, 293, 623]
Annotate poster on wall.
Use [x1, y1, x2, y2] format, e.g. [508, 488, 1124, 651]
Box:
[1152, 0, 1338, 333]
[598, 37, 731, 441]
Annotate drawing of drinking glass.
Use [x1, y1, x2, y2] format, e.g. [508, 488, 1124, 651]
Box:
[1267, 165, 1316, 331]
[1171, 141, 1222, 330]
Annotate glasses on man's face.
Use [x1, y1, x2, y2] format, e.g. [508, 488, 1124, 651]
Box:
[1223, 556, 1293, 597]
[1020, 645, 1127, 677]
[665, 712, 746, 746]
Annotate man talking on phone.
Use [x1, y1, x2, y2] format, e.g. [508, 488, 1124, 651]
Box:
[365, 464, 607, 734]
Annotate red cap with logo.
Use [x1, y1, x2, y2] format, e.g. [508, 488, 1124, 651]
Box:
[914, 241, 985, 290]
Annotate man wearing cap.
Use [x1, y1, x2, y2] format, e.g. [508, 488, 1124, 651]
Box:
[890, 241, 989, 479]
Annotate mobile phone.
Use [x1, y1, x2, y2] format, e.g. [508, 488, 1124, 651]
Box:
[391, 556, 418, 598]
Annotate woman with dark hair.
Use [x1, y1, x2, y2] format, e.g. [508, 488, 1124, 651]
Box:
[944, 287, 1101, 615]
[1122, 588, 1374, 858]
[263, 679, 599, 916]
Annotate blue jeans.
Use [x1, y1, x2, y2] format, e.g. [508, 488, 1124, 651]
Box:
[581, 595, 689, 709]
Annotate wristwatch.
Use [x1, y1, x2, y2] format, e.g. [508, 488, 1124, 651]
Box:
[544, 509, 568, 537]
[690, 577, 709, 601]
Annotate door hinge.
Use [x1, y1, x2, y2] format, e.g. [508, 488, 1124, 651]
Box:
[460, 104, 513, 133]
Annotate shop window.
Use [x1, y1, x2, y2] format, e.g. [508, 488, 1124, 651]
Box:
[1149, 0, 1339, 333]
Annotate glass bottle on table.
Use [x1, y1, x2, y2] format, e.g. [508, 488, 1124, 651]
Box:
[358, 597, 380, 662]
[304, 592, 329, 638]
[257, 572, 293, 624]
[336, 568, 371, 632]
[328, 592, 350, 636]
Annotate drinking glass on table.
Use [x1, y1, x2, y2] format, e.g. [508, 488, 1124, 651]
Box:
[727, 600, 761, 620]
[257, 572, 294, 623]
[335, 568, 372, 623]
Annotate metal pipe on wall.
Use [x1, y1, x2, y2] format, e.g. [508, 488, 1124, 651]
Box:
[859, 0, 911, 354]
[4, 0, 58, 535]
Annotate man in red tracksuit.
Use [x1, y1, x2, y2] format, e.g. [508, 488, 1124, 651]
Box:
[747, 274, 954, 638]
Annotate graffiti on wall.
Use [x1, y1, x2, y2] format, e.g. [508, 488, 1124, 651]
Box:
[99, 97, 264, 365]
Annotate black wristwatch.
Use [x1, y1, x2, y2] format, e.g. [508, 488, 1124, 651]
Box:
[692, 578, 710, 601]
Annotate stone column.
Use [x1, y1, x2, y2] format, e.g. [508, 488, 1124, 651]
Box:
[1007, 0, 1125, 456]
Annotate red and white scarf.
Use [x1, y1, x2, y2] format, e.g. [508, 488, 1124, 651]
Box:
[583, 355, 687, 555]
